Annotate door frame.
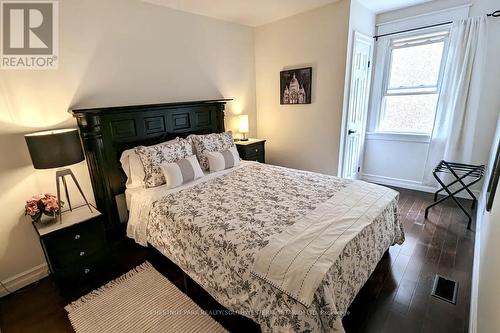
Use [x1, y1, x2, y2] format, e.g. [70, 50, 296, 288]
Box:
[338, 30, 374, 178]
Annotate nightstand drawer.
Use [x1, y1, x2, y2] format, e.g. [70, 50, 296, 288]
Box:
[54, 251, 108, 283]
[247, 145, 263, 155]
[49, 237, 106, 269]
[241, 150, 265, 163]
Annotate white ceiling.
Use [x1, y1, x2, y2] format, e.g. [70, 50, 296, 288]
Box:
[142, 0, 338, 26]
[142, 0, 434, 27]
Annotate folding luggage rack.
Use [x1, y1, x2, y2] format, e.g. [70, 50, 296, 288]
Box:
[424, 160, 485, 229]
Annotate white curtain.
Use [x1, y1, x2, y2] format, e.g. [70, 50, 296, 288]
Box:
[423, 16, 489, 186]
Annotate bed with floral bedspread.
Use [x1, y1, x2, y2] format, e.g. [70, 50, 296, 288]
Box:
[128, 162, 404, 332]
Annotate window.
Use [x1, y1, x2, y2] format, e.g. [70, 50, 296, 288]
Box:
[377, 30, 449, 134]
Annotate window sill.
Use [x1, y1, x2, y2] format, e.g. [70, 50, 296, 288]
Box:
[365, 132, 431, 143]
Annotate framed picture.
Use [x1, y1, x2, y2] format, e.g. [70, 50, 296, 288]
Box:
[486, 137, 500, 212]
[280, 67, 312, 105]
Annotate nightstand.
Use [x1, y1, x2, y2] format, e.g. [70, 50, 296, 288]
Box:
[235, 138, 266, 163]
[33, 205, 109, 290]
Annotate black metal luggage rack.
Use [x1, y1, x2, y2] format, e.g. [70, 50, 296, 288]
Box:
[424, 160, 485, 229]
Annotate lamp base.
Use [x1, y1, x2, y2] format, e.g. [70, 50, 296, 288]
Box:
[56, 168, 92, 223]
[240, 133, 249, 141]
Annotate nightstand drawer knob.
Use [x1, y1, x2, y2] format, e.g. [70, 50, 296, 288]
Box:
[255, 148, 259, 152]
[84, 268, 90, 274]
[74, 234, 81, 240]
[79, 251, 85, 257]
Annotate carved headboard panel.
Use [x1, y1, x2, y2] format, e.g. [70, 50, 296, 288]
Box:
[72, 99, 231, 239]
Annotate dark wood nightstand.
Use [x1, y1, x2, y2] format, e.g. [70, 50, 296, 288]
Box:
[33, 205, 109, 290]
[235, 138, 266, 163]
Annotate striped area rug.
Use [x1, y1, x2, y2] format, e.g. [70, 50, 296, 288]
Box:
[65, 262, 228, 333]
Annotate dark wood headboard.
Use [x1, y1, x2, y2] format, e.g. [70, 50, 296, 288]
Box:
[72, 99, 231, 240]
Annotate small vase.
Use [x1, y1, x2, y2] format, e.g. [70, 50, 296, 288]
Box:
[38, 213, 58, 225]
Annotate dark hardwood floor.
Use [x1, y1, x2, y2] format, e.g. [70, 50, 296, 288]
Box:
[0, 188, 475, 333]
[342, 188, 475, 333]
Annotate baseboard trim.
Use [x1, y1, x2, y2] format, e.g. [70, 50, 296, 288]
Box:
[469, 194, 485, 333]
[0, 263, 49, 297]
[360, 173, 480, 199]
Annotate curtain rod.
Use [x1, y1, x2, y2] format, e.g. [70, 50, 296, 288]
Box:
[374, 9, 500, 40]
[487, 9, 500, 17]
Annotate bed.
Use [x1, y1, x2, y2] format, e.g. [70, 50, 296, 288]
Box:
[73, 100, 404, 332]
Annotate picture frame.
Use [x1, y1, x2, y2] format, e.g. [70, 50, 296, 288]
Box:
[280, 67, 312, 105]
[486, 138, 500, 212]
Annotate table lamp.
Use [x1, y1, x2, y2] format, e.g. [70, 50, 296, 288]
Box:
[239, 114, 249, 141]
[25, 128, 92, 222]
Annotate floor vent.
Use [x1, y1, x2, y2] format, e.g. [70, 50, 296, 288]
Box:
[431, 275, 458, 304]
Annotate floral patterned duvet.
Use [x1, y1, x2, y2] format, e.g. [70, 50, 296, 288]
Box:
[145, 163, 404, 332]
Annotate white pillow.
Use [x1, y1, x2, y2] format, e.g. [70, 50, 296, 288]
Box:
[120, 149, 144, 189]
[160, 155, 204, 189]
[206, 146, 240, 172]
[128, 153, 146, 188]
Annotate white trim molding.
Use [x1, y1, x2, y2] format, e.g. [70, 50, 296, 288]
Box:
[376, 4, 473, 27]
[469, 196, 484, 333]
[365, 132, 431, 143]
[375, 4, 470, 36]
[0, 263, 49, 297]
[361, 173, 480, 199]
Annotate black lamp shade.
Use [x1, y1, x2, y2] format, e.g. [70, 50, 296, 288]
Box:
[25, 129, 85, 169]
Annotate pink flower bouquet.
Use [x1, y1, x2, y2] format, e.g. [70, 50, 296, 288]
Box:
[25, 194, 63, 223]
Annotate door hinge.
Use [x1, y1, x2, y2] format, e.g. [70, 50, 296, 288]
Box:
[357, 166, 361, 172]
[367, 60, 371, 68]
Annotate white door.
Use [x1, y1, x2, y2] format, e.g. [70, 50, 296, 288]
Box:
[342, 32, 373, 179]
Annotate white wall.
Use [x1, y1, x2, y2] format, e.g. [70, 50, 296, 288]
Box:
[361, 0, 497, 193]
[0, 0, 256, 291]
[255, 0, 351, 175]
[474, 119, 500, 333]
[363, 136, 430, 183]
